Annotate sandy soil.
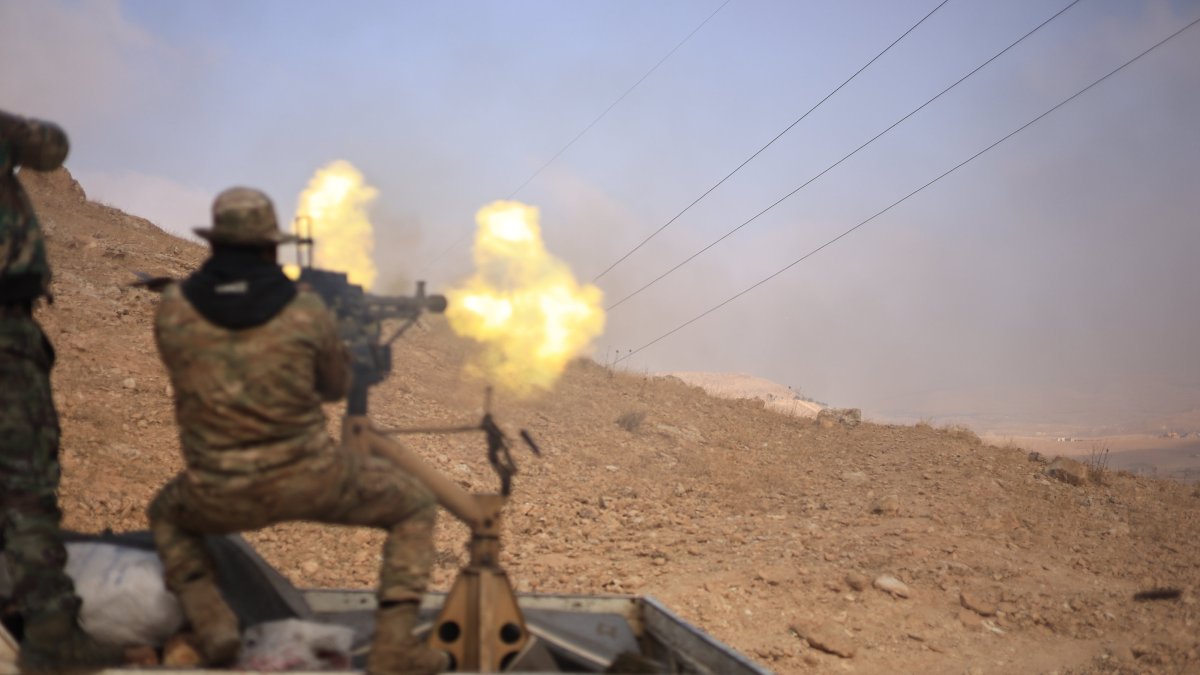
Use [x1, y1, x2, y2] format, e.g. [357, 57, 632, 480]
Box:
[18, 168, 1200, 674]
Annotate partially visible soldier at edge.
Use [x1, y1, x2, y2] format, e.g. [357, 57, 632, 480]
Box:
[0, 110, 126, 669]
[147, 187, 447, 675]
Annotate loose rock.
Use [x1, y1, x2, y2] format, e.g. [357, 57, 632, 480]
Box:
[817, 408, 862, 429]
[873, 575, 911, 598]
[958, 609, 983, 629]
[960, 588, 997, 616]
[844, 571, 870, 592]
[1045, 457, 1088, 486]
[870, 494, 900, 516]
[790, 622, 855, 658]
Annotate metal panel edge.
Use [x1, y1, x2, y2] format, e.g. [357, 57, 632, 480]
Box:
[303, 589, 642, 626]
[641, 596, 773, 675]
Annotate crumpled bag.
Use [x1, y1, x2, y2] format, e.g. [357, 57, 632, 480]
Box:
[237, 618, 355, 671]
[64, 542, 185, 646]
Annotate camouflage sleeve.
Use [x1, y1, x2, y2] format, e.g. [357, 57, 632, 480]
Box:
[308, 292, 351, 402]
[0, 111, 63, 303]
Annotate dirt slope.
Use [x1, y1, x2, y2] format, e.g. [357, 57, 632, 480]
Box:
[663, 371, 823, 418]
[20, 168, 1200, 674]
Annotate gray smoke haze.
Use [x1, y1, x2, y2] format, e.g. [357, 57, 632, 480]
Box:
[2, 0, 1197, 433]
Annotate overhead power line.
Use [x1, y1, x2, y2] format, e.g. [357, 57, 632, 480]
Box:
[421, 0, 732, 273]
[592, 0, 951, 283]
[605, 0, 1082, 312]
[615, 14, 1200, 365]
[506, 0, 733, 200]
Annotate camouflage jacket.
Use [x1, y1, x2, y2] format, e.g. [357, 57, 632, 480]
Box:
[0, 112, 68, 304]
[155, 282, 352, 478]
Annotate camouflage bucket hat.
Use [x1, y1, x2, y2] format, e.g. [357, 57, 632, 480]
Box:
[194, 187, 299, 246]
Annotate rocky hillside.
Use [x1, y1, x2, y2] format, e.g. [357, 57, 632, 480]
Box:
[21, 168, 1200, 674]
[663, 371, 824, 418]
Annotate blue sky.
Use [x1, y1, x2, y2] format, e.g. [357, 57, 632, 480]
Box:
[3, 0, 1198, 431]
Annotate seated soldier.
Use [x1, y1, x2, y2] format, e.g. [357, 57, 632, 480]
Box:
[147, 187, 446, 675]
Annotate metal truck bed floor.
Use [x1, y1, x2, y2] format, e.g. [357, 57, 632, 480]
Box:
[1, 589, 769, 674]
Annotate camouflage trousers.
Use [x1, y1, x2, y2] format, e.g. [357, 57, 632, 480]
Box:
[0, 313, 80, 618]
[146, 444, 437, 604]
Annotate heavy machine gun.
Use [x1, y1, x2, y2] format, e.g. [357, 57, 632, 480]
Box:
[290, 218, 447, 414]
[291, 220, 539, 671]
[295, 266, 446, 414]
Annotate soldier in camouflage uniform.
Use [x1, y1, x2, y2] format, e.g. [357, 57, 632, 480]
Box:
[0, 109, 125, 669]
[147, 187, 448, 675]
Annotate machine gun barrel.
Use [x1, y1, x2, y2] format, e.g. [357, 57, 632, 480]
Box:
[365, 282, 447, 318]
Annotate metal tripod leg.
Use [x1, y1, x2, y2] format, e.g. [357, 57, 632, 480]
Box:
[359, 423, 530, 672]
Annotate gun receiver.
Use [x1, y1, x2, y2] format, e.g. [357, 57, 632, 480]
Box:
[296, 267, 446, 414]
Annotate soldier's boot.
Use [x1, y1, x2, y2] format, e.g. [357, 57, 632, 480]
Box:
[175, 578, 241, 667]
[366, 601, 449, 675]
[17, 608, 125, 671]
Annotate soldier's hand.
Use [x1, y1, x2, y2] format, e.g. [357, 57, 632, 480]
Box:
[0, 111, 69, 171]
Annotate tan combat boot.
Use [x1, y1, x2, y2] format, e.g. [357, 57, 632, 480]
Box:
[367, 601, 449, 675]
[175, 578, 241, 666]
[17, 609, 125, 672]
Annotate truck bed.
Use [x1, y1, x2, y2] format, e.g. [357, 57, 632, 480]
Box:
[2, 588, 769, 674]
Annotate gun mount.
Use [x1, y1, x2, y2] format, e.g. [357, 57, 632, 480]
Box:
[291, 220, 542, 671]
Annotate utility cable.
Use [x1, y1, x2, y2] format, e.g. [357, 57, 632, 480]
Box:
[592, 0, 952, 282]
[506, 0, 733, 200]
[421, 0, 732, 274]
[614, 14, 1200, 364]
[606, 0, 1081, 312]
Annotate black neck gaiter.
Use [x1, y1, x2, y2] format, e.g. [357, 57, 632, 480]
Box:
[181, 248, 297, 330]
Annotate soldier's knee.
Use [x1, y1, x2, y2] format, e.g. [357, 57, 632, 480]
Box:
[145, 478, 186, 524]
[407, 495, 437, 527]
[145, 491, 170, 524]
[417, 479, 437, 508]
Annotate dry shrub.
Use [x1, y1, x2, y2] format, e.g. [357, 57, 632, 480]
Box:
[616, 410, 646, 433]
[940, 424, 981, 446]
[1085, 442, 1111, 485]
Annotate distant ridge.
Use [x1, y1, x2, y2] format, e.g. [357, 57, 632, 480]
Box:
[663, 371, 823, 418]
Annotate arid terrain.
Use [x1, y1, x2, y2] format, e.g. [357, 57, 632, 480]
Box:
[20, 168, 1200, 674]
[981, 435, 1200, 486]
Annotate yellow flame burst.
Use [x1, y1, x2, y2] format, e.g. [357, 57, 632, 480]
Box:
[289, 160, 378, 289]
[446, 201, 605, 396]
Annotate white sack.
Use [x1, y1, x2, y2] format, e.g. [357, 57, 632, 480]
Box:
[64, 542, 185, 647]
